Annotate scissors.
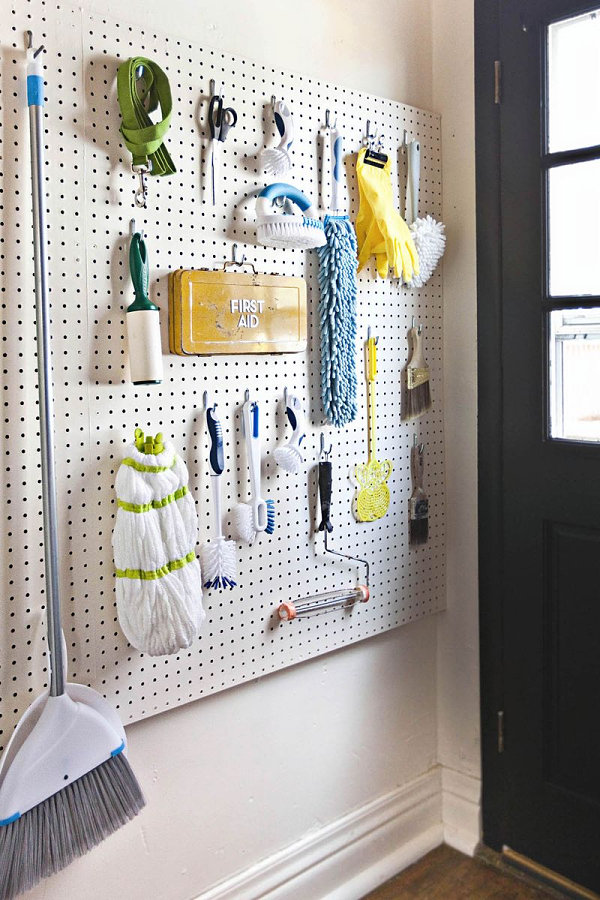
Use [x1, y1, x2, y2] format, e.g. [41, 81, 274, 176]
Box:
[208, 92, 238, 206]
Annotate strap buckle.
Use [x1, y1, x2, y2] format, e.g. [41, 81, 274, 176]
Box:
[132, 163, 151, 208]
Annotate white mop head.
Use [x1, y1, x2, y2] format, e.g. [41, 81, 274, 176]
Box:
[112, 435, 206, 656]
[200, 536, 237, 590]
[408, 216, 446, 288]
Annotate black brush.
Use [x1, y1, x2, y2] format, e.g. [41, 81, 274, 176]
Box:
[409, 441, 429, 545]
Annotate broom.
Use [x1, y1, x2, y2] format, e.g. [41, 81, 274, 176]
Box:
[0, 40, 144, 900]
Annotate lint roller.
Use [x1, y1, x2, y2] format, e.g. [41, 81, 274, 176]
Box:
[126, 231, 163, 384]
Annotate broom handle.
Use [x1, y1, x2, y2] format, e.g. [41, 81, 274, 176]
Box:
[28, 45, 65, 697]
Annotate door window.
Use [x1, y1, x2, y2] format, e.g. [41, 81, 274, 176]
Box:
[546, 9, 600, 442]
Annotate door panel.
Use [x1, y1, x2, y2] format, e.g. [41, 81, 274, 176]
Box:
[478, 0, 600, 891]
[545, 521, 600, 803]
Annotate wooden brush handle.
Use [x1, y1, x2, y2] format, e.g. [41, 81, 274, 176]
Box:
[408, 327, 426, 369]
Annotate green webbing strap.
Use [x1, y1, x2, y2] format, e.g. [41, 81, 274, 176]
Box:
[117, 57, 176, 176]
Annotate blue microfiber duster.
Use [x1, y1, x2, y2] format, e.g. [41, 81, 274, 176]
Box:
[317, 214, 358, 428]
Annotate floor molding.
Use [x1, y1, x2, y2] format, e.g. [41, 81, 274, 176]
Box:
[196, 769, 444, 900]
[441, 766, 481, 857]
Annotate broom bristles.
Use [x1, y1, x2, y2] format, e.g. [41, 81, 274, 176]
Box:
[0, 753, 145, 900]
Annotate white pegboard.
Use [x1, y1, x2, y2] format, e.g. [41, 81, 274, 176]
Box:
[0, 2, 445, 750]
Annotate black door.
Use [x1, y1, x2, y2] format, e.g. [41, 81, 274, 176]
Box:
[478, 0, 600, 891]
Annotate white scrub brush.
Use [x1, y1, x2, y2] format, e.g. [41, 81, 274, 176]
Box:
[200, 405, 237, 590]
[405, 140, 446, 287]
[274, 389, 306, 474]
[256, 183, 326, 250]
[259, 99, 294, 177]
[232, 394, 275, 544]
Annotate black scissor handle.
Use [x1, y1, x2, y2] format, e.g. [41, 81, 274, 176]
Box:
[208, 94, 223, 139]
[218, 106, 238, 143]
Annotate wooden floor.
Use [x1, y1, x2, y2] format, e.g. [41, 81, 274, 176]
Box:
[363, 845, 568, 899]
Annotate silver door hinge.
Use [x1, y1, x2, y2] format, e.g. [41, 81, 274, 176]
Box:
[494, 60, 502, 104]
[498, 710, 505, 753]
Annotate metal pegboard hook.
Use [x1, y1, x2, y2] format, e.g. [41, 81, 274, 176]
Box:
[367, 326, 379, 346]
[364, 119, 378, 149]
[129, 218, 145, 239]
[325, 109, 336, 129]
[411, 316, 423, 335]
[26, 30, 45, 56]
[223, 243, 257, 274]
[319, 433, 332, 461]
[203, 391, 217, 413]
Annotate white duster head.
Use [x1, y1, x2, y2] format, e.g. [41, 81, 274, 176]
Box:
[407, 216, 446, 288]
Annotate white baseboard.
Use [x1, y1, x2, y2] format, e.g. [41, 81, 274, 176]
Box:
[196, 769, 444, 900]
[441, 766, 481, 857]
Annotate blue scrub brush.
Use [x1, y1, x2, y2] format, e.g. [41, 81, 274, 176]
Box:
[255, 183, 326, 250]
[274, 389, 306, 474]
[232, 395, 275, 543]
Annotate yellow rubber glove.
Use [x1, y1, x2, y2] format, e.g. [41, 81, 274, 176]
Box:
[355, 149, 389, 277]
[355, 147, 420, 281]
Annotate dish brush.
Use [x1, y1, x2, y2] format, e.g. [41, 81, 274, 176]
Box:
[259, 99, 294, 177]
[255, 183, 326, 250]
[274, 390, 306, 474]
[232, 395, 275, 543]
[200, 405, 237, 589]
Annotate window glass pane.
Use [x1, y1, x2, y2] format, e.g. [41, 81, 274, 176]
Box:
[548, 160, 600, 297]
[548, 10, 600, 153]
[549, 308, 600, 442]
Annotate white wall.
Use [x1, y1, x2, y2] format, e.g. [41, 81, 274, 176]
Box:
[432, 0, 480, 786]
[78, 0, 434, 111]
[21, 2, 449, 899]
